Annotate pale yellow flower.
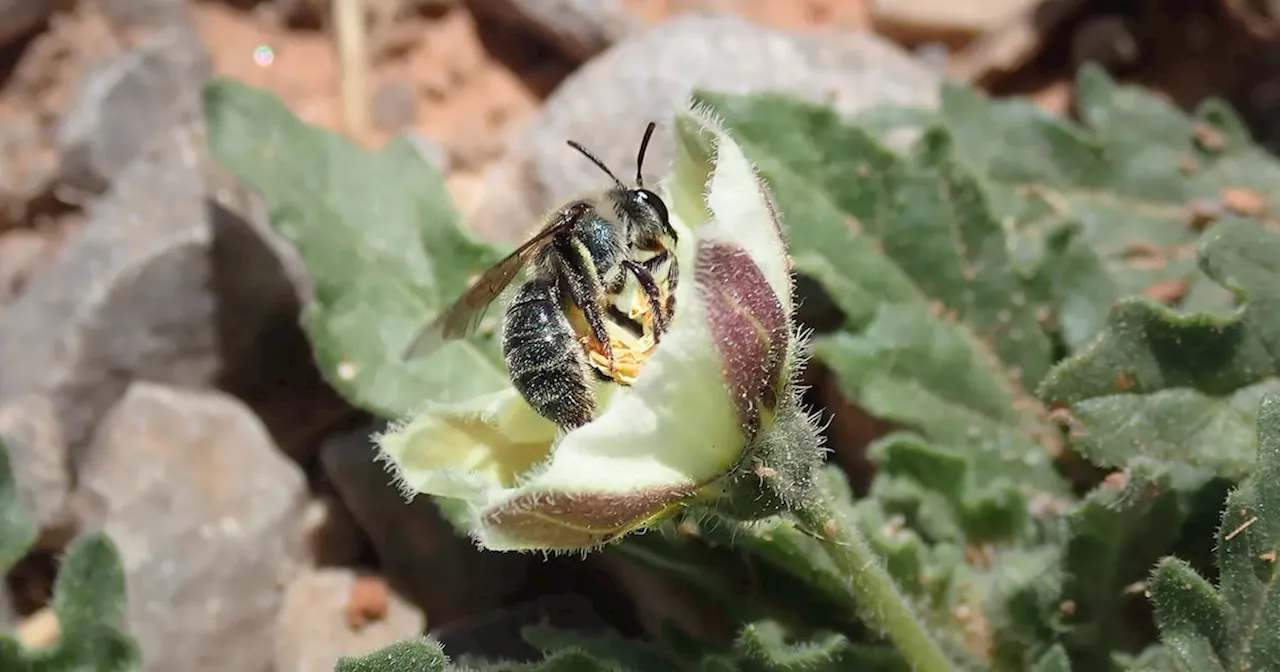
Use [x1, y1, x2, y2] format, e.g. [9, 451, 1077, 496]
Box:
[376, 104, 817, 552]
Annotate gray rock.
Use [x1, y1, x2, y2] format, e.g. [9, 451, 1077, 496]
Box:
[202, 159, 314, 313]
[0, 117, 56, 227]
[96, 0, 192, 32]
[465, 0, 640, 61]
[0, 395, 71, 547]
[0, 0, 51, 50]
[273, 568, 426, 672]
[469, 13, 942, 245]
[201, 156, 341, 465]
[0, 227, 61, 307]
[0, 118, 302, 468]
[0, 125, 218, 461]
[914, 41, 952, 71]
[320, 422, 529, 624]
[402, 130, 452, 175]
[446, 119, 506, 172]
[56, 23, 211, 194]
[372, 81, 418, 133]
[74, 382, 308, 672]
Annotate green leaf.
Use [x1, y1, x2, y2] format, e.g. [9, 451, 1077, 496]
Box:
[681, 83, 1087, 665]
[1110, 645, 1184, 672]
[335, 631, 652, 672]
[519, 627, 677, 671]
[1149, 559, 1227, 672]
[1028, 645, 1070, 672]
[202, 78, 510, 418]
[913, 65, 1280, 349]
[339, 629, 681, 672]
[713, 620, 908, 671]
[0, 438, 36, 575]
[1150, 393, 1280, 671]
[682, 76, 1280, 670]
[0, 641, 23, 672]
[860, 435, 1070, 669]
[1059, 464, 1189, 665]
[1039, 217, 1280, 486]
[0, 532, 141, 672]
[869, 433, 1035, 544]
[335, 638, 450, 672]
[467, 621, 908, 672]
[39, 533, 140, 672]
[697, 90, 1054, 381]
[52, 534, 133, 642]
[533, 618, 912, 672]
[694, 89, 1066, 497]
[679, 464, 1061, 669]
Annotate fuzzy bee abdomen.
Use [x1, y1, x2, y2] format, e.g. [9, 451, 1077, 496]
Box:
[501, 279, 595, 429]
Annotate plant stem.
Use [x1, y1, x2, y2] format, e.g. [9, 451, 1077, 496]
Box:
[793, 492, 957, 672]
[333, 0, 369, 141]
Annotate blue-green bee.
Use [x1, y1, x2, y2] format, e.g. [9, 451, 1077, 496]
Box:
[401, 123, 679, 429]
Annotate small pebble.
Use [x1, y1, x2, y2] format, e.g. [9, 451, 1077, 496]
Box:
[372, 81, 418, 133]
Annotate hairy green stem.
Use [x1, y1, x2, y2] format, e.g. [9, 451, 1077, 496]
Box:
[793, 492, 957, 672]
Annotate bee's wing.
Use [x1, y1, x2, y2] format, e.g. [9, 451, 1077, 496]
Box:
[400, 207, 584, 362]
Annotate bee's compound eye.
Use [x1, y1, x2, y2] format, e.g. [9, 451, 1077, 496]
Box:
[634, 189, 669, 227]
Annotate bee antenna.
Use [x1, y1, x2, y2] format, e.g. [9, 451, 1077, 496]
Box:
[566, 140, 625, 189]
[636, 121, 656, 188]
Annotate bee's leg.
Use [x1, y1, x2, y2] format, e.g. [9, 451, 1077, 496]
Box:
[621, 260, 667, 342]
[551, 238, 616, 372]
[641, 251, 677, 330]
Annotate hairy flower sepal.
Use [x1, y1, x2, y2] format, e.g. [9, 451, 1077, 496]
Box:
[376, 105, 821, 552]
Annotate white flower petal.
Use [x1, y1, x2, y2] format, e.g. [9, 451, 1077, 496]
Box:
[696, 115, 793, 316]
[377, 387, 558, 505]
[377, 103, 797, 552]
[508, 210, 741, 497]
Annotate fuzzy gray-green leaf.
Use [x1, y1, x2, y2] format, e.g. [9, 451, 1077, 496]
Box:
[6, 532, 142, 672]
[1149, 393, 1280, 671]
[1060, 465, 1188, 665]
[335, 638, 450, 671]
[685, 464, 1059, 669]
[1039, 217, 1280, 485]
[1029, 645, 1071, 672]
[722, 620, 908, 671]
[1150, 558, 1228, 672]
[922, 65, 1280, 348]
[0, 438, 35, 575]
[203, 78, 510, 419]
[855, 437, 1065, 668]
[694, 90, 1065, 496]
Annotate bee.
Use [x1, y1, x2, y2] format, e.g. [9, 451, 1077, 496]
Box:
[400, 122, 680, 429]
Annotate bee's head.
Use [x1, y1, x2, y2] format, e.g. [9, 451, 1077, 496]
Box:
[568, 122, 678, 251]
[619, 187, 676, 250]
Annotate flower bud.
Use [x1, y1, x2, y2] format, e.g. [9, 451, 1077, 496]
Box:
[376, 103, 822, 552]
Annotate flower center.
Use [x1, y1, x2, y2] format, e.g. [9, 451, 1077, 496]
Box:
[566, 266, 673, 386]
